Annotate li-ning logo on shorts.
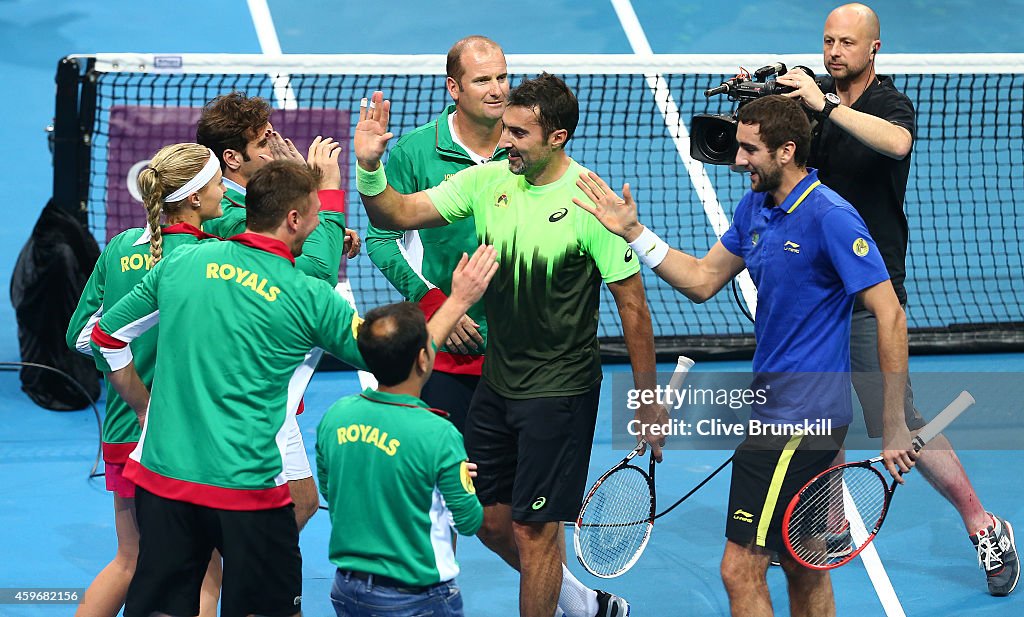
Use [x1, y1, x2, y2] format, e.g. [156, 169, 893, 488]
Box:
[531, 496, 547, 510]
[732, 509, 754, 524]
[549, 207, 568, 222]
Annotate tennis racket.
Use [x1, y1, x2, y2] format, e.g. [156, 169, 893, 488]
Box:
[574, 356, 695, 578]
[782, 390, 975, 570]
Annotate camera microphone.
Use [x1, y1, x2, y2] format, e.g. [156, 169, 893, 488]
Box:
[704, 82, 732, 97]
[754, 62, 787, 80]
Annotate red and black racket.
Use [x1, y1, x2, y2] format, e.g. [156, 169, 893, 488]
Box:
[782, 390, 975, 569]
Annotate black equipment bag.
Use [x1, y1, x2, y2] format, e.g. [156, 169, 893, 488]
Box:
[10, 200, 101, 410]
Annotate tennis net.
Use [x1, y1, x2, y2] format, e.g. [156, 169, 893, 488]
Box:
[51, 53, 1024, 358]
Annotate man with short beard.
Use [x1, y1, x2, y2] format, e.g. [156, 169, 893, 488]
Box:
[777, 3, 1018, 596]
[354, 73, 658, 617]
[574, 94, 907, 617]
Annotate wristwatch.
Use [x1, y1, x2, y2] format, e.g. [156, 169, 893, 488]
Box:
[821, 92, 841, 118]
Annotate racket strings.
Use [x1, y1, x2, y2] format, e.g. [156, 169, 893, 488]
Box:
[577, 467, 652, 576]
[786, 466, 888, 567]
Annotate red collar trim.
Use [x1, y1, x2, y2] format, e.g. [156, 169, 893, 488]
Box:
[163, 222, 220, 240]
[227, 233, 296, 265]
[358, 393, 450, 418]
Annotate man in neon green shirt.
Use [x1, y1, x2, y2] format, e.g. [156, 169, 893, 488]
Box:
[354, 73, 663, 617]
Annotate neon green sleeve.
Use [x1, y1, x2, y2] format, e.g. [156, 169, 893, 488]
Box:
[576, 192, 642, 283]
[425, 165, 483, 223]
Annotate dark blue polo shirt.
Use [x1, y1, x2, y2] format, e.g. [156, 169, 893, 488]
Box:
[721, 169, 890, 426]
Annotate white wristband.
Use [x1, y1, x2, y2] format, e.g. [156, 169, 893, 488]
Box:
[628, 226, 670, 269]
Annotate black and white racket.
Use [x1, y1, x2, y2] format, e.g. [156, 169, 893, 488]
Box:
[573, 356, 694, 578]
[782, 390, 975, 570]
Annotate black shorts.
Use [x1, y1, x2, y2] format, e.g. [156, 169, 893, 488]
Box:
[420, 371, 479, 434]
[725, 425, 848, 553]
[464, 380, 600, 522]
[126, 487, 302, 617]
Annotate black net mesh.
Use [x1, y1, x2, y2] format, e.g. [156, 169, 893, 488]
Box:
[83, 66, 1024, 357]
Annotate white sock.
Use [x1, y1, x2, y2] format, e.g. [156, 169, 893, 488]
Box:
[558, 564, 598, 617]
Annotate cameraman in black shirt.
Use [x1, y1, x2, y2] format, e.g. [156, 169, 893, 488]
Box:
[778, 2, 1018, 597]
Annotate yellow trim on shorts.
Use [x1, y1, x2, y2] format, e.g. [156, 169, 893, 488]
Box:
[755, 433, 804, 547]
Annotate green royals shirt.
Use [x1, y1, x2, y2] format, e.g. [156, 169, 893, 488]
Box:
[317, 388, 482, 586]
[92, 234, 367, 509]
[204, 185, 349, 285]
[426, 158, 640, 398]
[66, 224, 216, 464]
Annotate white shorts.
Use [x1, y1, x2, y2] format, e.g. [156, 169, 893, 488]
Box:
[283, 412, 312, 481]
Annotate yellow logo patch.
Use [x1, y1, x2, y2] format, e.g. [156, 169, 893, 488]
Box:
[494, 193, 509, 208]
[460, 461, 476, 494]
[852, 237, 870, 257]
[732, 508, 754, 523]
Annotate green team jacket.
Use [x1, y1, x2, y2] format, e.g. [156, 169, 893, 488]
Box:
[65, 224, 217, 464]
[205, 185, 348, 285]
[92, 234, 367, 510]
[316, 388, 482, 586]
[366, 105, 506, 375]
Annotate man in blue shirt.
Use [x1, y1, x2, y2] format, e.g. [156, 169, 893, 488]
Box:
[574, 95, 909, 617]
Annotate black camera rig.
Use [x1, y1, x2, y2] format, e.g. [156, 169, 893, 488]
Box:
[689, 63, 824, 166]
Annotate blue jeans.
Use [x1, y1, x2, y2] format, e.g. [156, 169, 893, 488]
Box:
[330, 570, 464, 617]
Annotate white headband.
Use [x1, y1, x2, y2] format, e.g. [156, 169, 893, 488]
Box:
[163, 148, 220, 203]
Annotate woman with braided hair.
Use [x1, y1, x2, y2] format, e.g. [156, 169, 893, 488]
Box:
[66, 142, 224, 617]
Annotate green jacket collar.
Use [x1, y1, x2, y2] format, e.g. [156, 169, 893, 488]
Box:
[435, 104, 508, 163]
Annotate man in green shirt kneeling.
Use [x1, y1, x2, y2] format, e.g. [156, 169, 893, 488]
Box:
[316, 247, 497, 617]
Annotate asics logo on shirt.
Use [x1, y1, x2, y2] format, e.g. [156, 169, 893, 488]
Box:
[549, 208, 568, 222]
[624, 248, 634, 263]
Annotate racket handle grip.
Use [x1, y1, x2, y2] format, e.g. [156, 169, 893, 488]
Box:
[912, 390, 975, 450]
[668, 356, 695, 393]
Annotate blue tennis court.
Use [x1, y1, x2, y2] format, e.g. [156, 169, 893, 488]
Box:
[2, 1, 1023, 615]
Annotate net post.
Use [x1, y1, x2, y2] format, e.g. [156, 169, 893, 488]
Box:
[51, 56, 95, 227]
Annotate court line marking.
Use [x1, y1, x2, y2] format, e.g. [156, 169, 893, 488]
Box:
[609, 0, 757, 316]
[840, 475, 908, 617]
[246, 0, 376, 389]
[610, 2, 906, 613]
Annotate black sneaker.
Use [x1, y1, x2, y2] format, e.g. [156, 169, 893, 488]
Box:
[970, 512, 1019, 596]
[595, 590, 630, 617]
